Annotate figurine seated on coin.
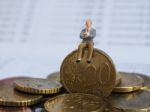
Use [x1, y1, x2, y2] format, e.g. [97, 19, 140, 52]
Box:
[76, 19, 96, 64]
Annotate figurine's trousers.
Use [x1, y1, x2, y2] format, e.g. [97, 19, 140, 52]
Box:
[77, 41, 93, 60]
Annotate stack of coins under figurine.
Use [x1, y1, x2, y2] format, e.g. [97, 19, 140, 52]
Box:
[0, 20, 149, 112]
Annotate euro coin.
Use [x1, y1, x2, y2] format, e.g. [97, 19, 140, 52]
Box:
[135, 73, 150, 91]
[60, 48, 116, 97]
[44, 93, 106, 112]
[14, 78, 62, 94]
[1, 76, 30, 86]
[113, 72, 144, 93]
[108, 90, 150, 112]
[47, 71, 60, 82]
[115, 73, 122, 86]
[0, 77, 42, 106]
[41, 88, 68, 103]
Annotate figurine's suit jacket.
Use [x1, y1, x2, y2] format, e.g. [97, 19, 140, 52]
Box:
[80, 28, 96, 43]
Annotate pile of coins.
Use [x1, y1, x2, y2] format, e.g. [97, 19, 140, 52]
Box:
[0, 48, 149, 112]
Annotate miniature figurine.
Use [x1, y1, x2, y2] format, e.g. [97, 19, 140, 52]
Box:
[76, 19, 96, 63]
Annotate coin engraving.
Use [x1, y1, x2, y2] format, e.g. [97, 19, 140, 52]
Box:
[44, 93, 106, 112]
[61, 48, 116, 97]
[99, 62, 111, 84]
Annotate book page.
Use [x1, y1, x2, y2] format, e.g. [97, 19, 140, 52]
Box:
[0, 0, 150, 79]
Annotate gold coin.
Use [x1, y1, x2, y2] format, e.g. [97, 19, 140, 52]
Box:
[115, 73, 122, 86]
[41, 87, 69, 103]
[44, 93, 106, 112]
[47, 71, 68, 93]
[113, 72, 144, 93]
[1, 76, 30, 86]
[60, 48, 116, 97]
[108, 90, 150, 112]
[47, 71, 60, 82]
[0, 106, 32, 112]
[0, 77, 42, 106]
[14, 78, 62, 94]
[135, 73, 150, 91]
[142, 86, 150, 91]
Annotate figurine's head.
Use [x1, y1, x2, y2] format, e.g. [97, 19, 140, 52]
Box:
[85, 19, 92, 29]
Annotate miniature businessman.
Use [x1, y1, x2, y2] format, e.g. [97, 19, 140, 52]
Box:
[76, 19, 96, 64]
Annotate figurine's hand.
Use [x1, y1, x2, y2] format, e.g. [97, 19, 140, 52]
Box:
[83, 32, 88, 38]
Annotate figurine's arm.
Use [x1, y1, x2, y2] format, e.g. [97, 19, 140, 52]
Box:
[80, 30, 85, 39]
[88, 29, 96, 39]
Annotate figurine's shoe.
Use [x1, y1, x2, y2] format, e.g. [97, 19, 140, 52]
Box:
[87, 60, 91, 64]
[76, 59, 81, 63]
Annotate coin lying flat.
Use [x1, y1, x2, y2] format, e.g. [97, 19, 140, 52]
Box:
[41, 87, 69, 103]
[0, 106, 32, 112]
[108, 90, 150, 112]
[60, 48, 116, 97]
[135, 73, 150, 91]
[115, 73, 122, 86]
[113, 72, 144, 93]
[0, 77, 42, 106]
[44, 93, 106, 112]
[142, 86, 150, 91]
[47, 71, 60, 82]
[1, 77, 30, 86]
[14, 78, 62, 94]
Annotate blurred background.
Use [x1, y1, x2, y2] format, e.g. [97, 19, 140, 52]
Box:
[0, 0, 150, 79]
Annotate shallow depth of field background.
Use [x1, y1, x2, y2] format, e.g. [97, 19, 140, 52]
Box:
[0, 0, 150, 79]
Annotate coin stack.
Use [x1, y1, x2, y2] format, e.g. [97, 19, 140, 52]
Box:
[0, 48, 149, 112]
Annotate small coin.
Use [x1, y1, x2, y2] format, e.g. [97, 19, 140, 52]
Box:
[115, 73, 122, 86]
[60, 48, 116, 97]
[1, 76, 30, 86]
[40, 88, 69, 104]
[0, 77, 42, 106]
[47, 71, 60, 82]
[113, 72, 144, 93]
[14, 78, 62, 94]
[47, 71, 68, 93]
[44, 93, 106, 112]
[135, 73, 150, 91]
[0, 106, 32, 112]
[108, 90, 150, 112]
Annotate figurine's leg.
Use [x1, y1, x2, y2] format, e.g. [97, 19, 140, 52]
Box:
[87, 42, 94, 63]
[76, 42, 86, 62]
